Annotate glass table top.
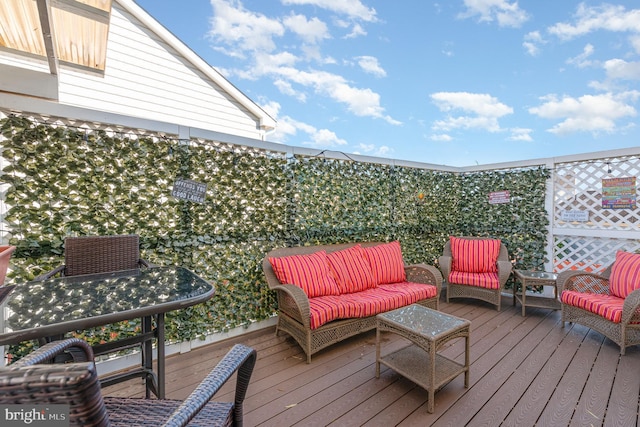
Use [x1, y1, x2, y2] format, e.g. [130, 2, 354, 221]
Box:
[0, 266, 214, 339]
[378, 304, 469, 337]
[515, 270, 557, 281]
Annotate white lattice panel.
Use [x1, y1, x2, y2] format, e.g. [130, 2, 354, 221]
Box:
[554, 235, 640, 273]
[554, 155, 640, 231]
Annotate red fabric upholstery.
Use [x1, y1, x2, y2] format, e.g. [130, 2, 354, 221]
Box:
[326, 245, 377, 293]
[449, 270, 500, 289]
[360, 241, 406, 285]
[269, 251, 340, 298]
[450, 236, 501, 273]
[609, 250, 640, 299]
[561, 290, 624, 323]
[307, 281, 437, 329]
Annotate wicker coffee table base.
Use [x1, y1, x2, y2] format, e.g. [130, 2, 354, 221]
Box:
[376, 305, 470, 413]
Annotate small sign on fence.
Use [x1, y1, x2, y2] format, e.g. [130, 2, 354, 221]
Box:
[172, 178, 207, 203]
[488, 190, 510, 204]
[561, 210, 589, 222]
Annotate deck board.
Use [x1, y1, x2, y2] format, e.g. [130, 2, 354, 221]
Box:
[102, 294, 640, 426]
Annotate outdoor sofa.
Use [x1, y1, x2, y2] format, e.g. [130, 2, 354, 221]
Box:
[263, 241, 442, 363]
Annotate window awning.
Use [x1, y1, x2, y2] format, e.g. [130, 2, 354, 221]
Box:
[0, 0, 112, 74]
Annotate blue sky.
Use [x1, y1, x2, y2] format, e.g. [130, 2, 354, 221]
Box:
[134, 0, 640, 167]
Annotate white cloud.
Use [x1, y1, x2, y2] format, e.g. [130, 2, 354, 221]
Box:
[273, 79, 307, 102]
[356, 56, 386, 77]
[632, 35, 640, 54]
[603, 59, 640, 81]
[529, 92, 639, 135]
[280, 0, 378, 22]
[431, 92, 513, 133]
[344, 23, 367, 39]
[208, 0, 394, 124]
[508, 128, 533, 141]
[268, 67, 398, 123]
[459, 0, 529, 28]
[430, 134, 453, 142]
[283, 14, 330, 44]
[268, 115, 347, 147]
[523, 31, 544, 56]
[355, 143, 392, 157]
[209, 0, 285, 55]
[566, 44, 596, 68]
[548, 4, 640, 40]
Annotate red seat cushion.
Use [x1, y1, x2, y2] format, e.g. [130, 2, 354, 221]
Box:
[561, 290, 623, 323]
[609, 250, 640, 299]
[326, 245, 377, 293]
[450, 236, 501, 273]
[360, 241, 407, 285]
[449, 270, 500, 289]
[269, 251, 340, 298]
[307, 282, 437, 329]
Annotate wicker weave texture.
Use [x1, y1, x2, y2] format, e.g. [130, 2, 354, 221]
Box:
[35, 235, 151, 280]
[263, 242, 443, 363]
[0, 338, 257, 427]
[439, 236, 512, 311]
[559, 269, 640, 355]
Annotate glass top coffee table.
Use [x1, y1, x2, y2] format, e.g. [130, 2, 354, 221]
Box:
[375, 304, 470, 413]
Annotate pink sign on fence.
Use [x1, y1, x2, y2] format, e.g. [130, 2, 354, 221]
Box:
[489, 190, 510, 205]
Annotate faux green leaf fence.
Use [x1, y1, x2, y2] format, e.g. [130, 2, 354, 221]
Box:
[0, 115, 550, 358]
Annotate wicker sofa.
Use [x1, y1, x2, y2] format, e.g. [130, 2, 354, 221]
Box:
[263, 241, 443, 363]
[560, 250, 640, 355]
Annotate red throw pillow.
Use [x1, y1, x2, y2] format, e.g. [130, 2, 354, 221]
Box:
[360, 241, 406, 285]
[326, 245, 377, 293]
[269, 251, 340, 298]
[609, 250, 640, 299]
[450, 236, 501, 273]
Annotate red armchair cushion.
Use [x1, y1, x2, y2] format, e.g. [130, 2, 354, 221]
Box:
[326, 245, 377, 293]
[269, 251, 340, 298]
[360, 241, 407, 285]
[449, 271, 501, 289]
[450, 236, 501, 273]
[561, 290, 624, 323]
[609, 250, 640, 299]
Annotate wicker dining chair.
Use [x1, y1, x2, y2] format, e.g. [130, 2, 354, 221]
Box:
[0, 338, 257, 427]
[34, 234, 152, 280]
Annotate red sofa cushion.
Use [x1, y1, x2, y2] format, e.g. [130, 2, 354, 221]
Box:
[326, 245, 377, 293]
[561, 290, 624, 323]
[269, 250, 340, 298]
[307, 282, 437, 330]
[449, 270, 500, 289]
[450, 236, 501, 273]
[360, 241, 407, 285]
[609, 250, 640, 299]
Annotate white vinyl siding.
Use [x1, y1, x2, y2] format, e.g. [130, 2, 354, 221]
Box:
[55, 3, 263, 139]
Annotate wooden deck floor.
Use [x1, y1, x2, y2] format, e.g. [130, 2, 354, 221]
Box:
[103, 295, 640, 426]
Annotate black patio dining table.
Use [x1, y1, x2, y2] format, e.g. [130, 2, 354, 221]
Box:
[0, 266, 214, 399]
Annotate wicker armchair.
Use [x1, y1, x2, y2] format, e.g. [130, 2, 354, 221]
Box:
[439, 236, 512, 311]
[34, 234, 152, 280]
[559, 264, 640, 355]
[0, 338, 257, 427]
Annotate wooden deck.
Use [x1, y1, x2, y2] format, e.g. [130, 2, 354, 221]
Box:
[103, 294, 640, 426]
